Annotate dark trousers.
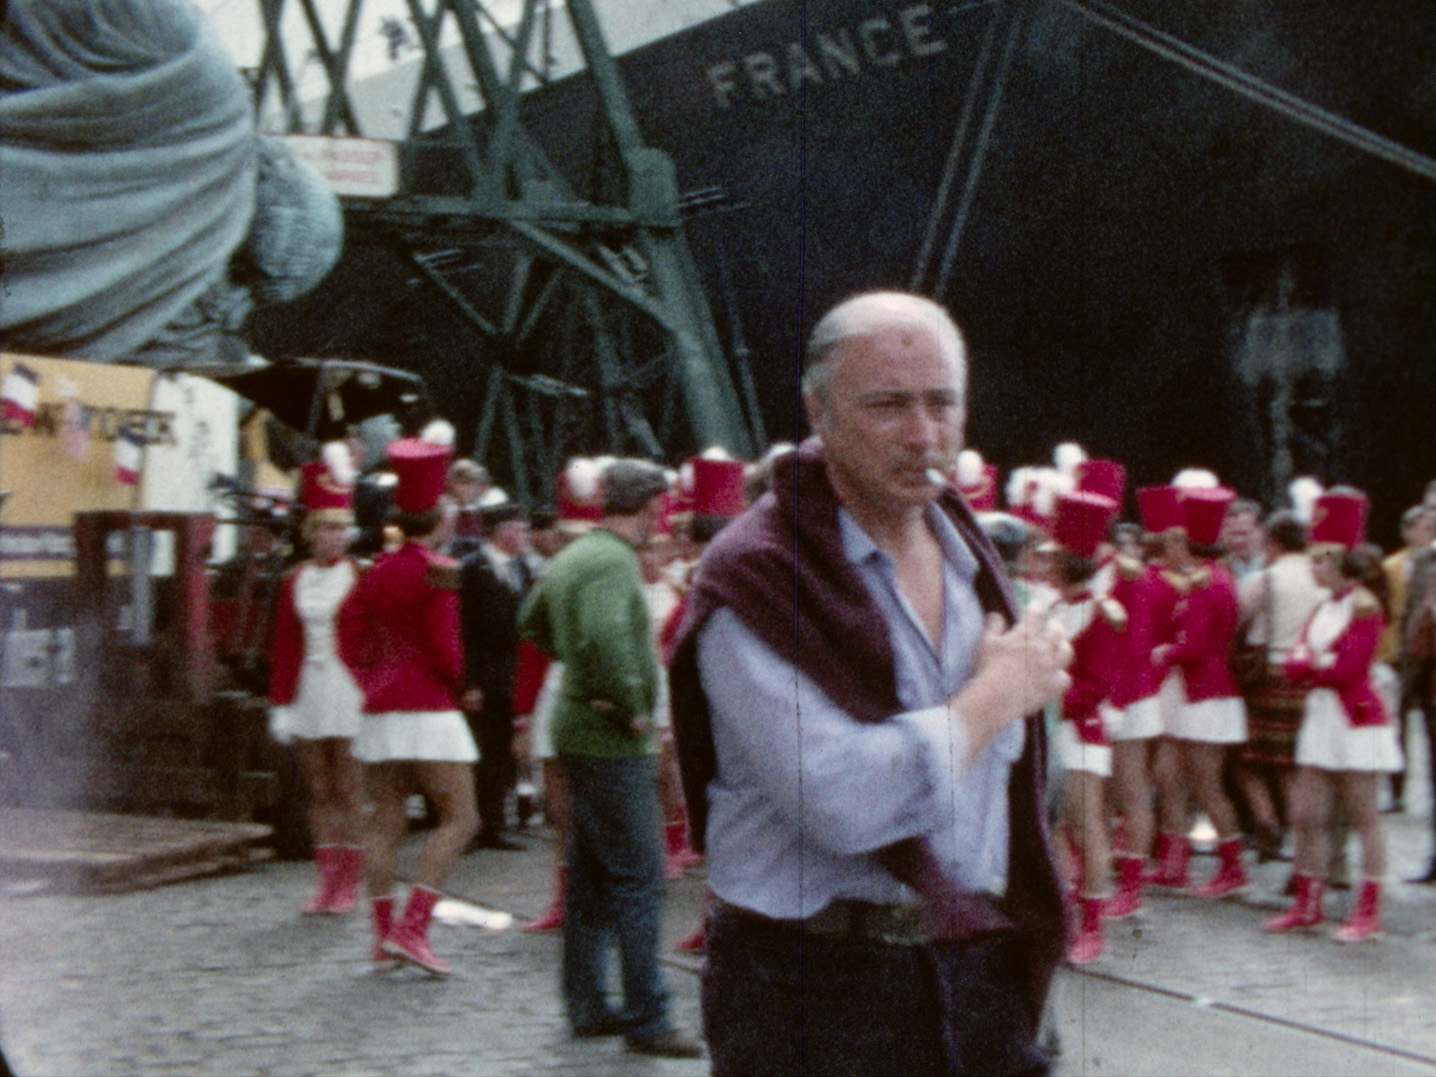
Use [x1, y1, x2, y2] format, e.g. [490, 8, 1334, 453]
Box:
[703, 903, 1049, 1077]
[561, 753, 671, 1042]
[472, 704, 515, 836]
[1421, 700, 1436, 855]
[1401, 659, 1436, 854]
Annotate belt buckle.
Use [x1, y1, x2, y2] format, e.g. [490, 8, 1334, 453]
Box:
[820, 901, 926, 947]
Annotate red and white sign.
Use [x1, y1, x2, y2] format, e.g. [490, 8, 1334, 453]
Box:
[113, 427, 144, 486]
[283, 134, 400, 199]
[2, 363, 39, 428]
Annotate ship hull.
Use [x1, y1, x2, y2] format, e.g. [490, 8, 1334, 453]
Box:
[248, 0, 1436, 539]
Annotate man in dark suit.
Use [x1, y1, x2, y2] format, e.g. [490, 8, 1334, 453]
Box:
[1401, 517, 1436, 882]
[460, 502, 534, 850]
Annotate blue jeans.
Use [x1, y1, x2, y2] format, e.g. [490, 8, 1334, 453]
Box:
[560, 753, 670, 1042]
[702, 902, 1049, 1076]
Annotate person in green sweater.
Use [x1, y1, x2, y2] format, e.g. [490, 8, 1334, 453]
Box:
[519, 458, 702, 1060]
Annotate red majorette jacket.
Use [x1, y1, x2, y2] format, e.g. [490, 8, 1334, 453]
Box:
[1161, 560, 1242, 702]
[337, 541, 464, 712]
[267, 559, 360, 706]
[1285, 585, 1388, 727]
[1052, 592, 1126, 745]
[1105, 556, 1165, 709]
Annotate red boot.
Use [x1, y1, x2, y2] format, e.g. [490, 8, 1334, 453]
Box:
[327, 846, 364, 914]
[1105, 854, 1146, 919]
[1148, 831, 1191, 889]
[370, 895, 399, 968]
[384, 885, 451, 976]
[1196, 837, 1249, 899]
[522, 865, 566, 933]
[1332, 879, 1382, 943]
[1067, 896, 1105, 965]
[1263, 874, 1326, 932]
[664, 821, 689, 880]
[302, 846, 342, 915]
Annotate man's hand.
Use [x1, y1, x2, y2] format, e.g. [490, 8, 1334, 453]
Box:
[590, 699, 650, 738]
[949, 611, 1073, 762]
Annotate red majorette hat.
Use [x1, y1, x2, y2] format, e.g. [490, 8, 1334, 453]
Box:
[955, 450, 999, 512]
[300, 442, 356, 521]
[1050, 491, 1119, 559]
[1182, 486, 1236, 546]
[300, 462, 354, 520]
[1310, 491, 1368, 552]
[387, 437, 453, 514]
[1076, 458, 1127, 508]
[555, 457, 604, 533]
[1136, 485, 1183, 534]
[691, 456, 746, 517]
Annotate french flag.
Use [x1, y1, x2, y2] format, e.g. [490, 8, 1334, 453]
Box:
[114, 426, 145, 486]
[1, 363, 40, 428]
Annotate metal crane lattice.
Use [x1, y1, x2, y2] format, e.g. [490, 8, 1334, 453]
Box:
[247, 0, 760, 502]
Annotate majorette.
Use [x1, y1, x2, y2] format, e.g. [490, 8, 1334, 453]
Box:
[1152, 480, 1251, 900]
[337, 420, 480, 978]
[1077, 460, 1161, 920]
[1267, 488, 1400, 943]
[1043, 489, 1124, 964]
[269, 442, 366, 918]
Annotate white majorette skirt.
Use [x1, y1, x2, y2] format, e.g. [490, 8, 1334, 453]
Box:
[528, 661, 566, 761]
[354, 710, 479, 764]
[1054, 721, 1112, 778]
[1111, 694, 1163, 743]
[269, 658, 364, 744]
[1295, 690, 1404, 773]
[1166, 691, 1248, 744]
[1156, 669, 1186, 736]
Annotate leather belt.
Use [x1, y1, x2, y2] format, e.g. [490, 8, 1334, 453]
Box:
[714, 897, 929, 947]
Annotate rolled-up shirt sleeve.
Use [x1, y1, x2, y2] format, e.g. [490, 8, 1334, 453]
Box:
[698, 606, 971, 858]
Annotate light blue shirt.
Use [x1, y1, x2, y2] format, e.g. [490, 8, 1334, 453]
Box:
[696, 505, 1025, 920]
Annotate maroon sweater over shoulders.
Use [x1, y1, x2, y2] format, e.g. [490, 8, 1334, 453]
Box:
[667, 438, 1064, 1020]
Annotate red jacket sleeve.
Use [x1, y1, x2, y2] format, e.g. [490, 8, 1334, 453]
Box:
[1308, 613, 1382, 691]
[267, 570, 303, 705]
[1063, 614, 1123, 742]
[511, 638, 551, 714]
[422, 583, 466, 693]
[336, 573, 375, 682]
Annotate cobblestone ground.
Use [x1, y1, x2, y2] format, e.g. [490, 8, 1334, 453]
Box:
[0, 840, 706, 1077]
[1, 804, 1433, 1075]
[1080, 809, 1436, 1062]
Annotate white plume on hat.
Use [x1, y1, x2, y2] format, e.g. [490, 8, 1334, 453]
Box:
[1053, 442, 1086, 475]
[419, 419, 455, 446]
[1006, 466, 1038, 510]
[321, 440, 357, 486]
[699, 445, 734, 461]
[565, 457, 603, 503]
[1172, 468, 1219, 490]
[1006, 465, 1071, 517]
[1287, 476, 1324, 524]
[956, 449, 985, 488]
[1032, 467, 1075, 518]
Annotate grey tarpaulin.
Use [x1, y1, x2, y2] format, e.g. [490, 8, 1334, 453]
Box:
[0, 0, 342, 366]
